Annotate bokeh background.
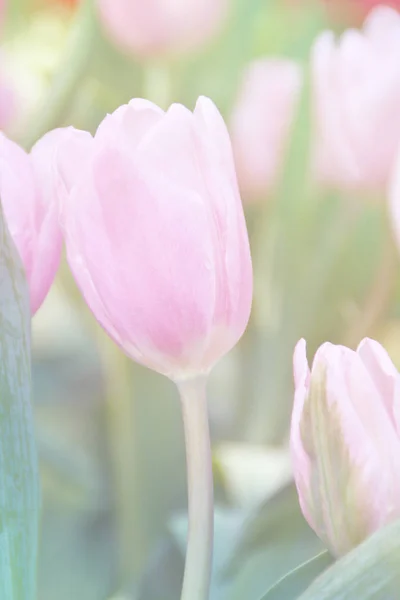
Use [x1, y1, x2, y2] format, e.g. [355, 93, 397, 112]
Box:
[3, 0, 400, 598]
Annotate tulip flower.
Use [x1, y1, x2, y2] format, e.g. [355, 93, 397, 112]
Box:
[0, 131, 63, 314]
[57, 96, 252, 600]
[96, 0, 229, 58]
[313, 6, 400, 194]
[291, 338, 400, 557]
[58, 97, 252, 381]
[230, 59, 302, 202]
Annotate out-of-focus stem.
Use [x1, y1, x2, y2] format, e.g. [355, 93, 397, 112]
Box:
[98, 336, 147, 585]
[345, 234, 398, 347]
[58, 262, 146, 585]
[143, 64, 172, 109]
[178, 376, 214, 600]
[22, 0, 97, 149]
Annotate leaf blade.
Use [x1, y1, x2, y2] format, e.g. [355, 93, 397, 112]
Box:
[258, 551, 333, 600]
[0, 201, 39, 600]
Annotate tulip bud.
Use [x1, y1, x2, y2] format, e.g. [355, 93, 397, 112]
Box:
[0, 130, 63, 314]
[313, 6, 400, 194]
[291, 338, 400, 557]
[230, 59, 302, 203]
[57, 96, 253, 381]
[96, 0, 229, 59]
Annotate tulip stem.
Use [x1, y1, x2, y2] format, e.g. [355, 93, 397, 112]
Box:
[98, 335, 149, 586]
[178, 376, 214, 600]
[22, 0, 97, 149]
[345, 232, 398, 346]
[143, 64, 172, 109]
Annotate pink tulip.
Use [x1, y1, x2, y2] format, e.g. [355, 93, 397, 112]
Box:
[323, 0, 400, 25]
[291, 338, 400, 556]
[313, 6, 400, 193]
[231, 59, 302, 202]
[96, 0, 229, 59]
[0, 131, 63, 314]
[57, 97, 253, 380]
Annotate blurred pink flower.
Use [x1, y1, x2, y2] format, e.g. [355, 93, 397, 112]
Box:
[230, 59, 302, 202]
[313, 6, 400, 194]
[96, 0, 229, 59]
[0, 131, 63, 314]
[57, 97, 253, 381]
[323, 0, 400, 24]
[291, 338, 400, 556]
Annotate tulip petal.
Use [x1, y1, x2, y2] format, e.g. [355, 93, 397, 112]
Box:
[290, 339, 315, 530]
[313, 32, 362, 188]
[193, 96, 253, 338]
[29, 130, 65, 312]
[64, 145, 217, 377]
[95, 99, 164, 156]
[0, 134, 37, 282]
[56, 127, 94, 194]
[357, 337, 400, 429]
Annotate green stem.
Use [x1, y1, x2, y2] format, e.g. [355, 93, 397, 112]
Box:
[143, 64, 172, 109]
[0, 203, 39, 599]
[98, 335, 147, 586]
[344, 232, 398, 347]
[22, 0, 97, 149]
[178, 376, 213, 600]
[58, 262, 147, 585]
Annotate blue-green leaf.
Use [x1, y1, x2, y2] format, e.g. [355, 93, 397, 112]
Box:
[258, 551, 333, 600]
[299, 519, 400, 599]
[0, 201, 39, 600]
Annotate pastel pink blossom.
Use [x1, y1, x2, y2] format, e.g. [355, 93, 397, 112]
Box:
[231, 59, 302, 202]
[0, 131, 63, 314]
[291, 338, 400, 556]
[57, 97, 253, 381]
[96, 0, 229, 58]
[313, 6, 400, 193]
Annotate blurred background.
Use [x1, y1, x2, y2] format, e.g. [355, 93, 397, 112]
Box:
[3, 0, 400, 598]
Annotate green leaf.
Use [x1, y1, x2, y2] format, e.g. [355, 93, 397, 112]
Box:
[0, 202, 39, 599]
[225, 484, 323, 575]
[298, 519, 400, 599]
[137, 507, 246, 600]
[258, 551, 333, 600]
[222, 484, 324, 600]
